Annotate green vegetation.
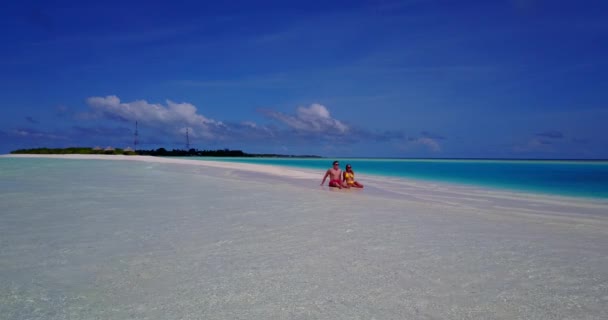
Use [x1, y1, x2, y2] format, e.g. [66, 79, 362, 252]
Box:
[137, 148, 247, 157]
[120, 148, 321, 157]
[10, 147, 321, 158]
[10, 147, 137, 155]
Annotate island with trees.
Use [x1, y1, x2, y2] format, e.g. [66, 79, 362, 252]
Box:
[10, 147, 322, 158]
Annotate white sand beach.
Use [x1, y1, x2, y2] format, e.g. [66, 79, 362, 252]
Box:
[1, 154, 607, 319]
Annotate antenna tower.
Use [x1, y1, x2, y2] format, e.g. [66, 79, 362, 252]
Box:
[134, 121, 139, 150]
[186, 128, 190, 150]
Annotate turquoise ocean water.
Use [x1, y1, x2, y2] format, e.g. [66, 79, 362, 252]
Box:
[189, 157, 608, 199]
[1, 156, 607, 199]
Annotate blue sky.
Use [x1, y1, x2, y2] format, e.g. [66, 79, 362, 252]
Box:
[1, 0, 607, 158]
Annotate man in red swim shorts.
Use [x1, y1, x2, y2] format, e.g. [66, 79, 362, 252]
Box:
[320, 160, 349, 189]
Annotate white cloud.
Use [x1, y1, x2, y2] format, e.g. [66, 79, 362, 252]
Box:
[242, 121, 257, 128]
[411, 137, 441, 152]
[263, 103, 348, 134]
[237, 121, 276, 138]
[10, 128, 66, 140]
[86, 95, 221, 139]
[399, 136, 442, 152]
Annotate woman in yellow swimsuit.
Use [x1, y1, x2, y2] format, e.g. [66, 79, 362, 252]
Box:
[343, 164, 364, 188]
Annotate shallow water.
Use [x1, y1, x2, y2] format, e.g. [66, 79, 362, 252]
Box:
[186, 157, 608, 198]
[1, 157, 608, 319]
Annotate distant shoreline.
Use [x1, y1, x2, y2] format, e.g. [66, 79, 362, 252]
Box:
[8, 147, 323, 159]
[8, 147, 608, 162]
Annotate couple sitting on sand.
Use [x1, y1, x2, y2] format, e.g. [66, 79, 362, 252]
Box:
[320, 161, 364, 189]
